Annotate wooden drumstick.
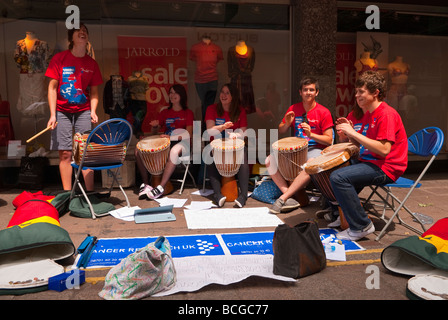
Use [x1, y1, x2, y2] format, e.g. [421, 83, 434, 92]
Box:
[26, 122, 57, 143]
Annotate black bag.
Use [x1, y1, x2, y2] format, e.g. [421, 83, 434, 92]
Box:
[273, 221, 326, 279]
[18, 156, 49, 189]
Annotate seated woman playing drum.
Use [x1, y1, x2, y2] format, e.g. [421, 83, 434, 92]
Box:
[204, 83, 249, 208]
[135, 84, 194, 200]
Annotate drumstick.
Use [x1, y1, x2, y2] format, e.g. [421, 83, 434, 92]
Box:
[26, 122, 57, 143]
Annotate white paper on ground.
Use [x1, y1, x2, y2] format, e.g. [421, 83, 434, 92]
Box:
[184, 207, 283, 229]
[153, 254, 296, 297]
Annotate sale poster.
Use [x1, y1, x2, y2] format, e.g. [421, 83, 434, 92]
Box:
[117, 36, 187, 133]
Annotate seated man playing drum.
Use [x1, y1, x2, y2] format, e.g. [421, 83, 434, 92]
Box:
[135, 84, 194, 200]
[330, 71, 408, 241]
[266, 77, 334, 214]
[204, 83, 249, 208]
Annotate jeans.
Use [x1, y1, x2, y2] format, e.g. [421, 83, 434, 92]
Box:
[330, 160, 393, 231]
[195, 81, 218, 120]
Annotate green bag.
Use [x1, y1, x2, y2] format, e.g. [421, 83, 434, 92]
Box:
[0, 223, 75, 295]
[69, 194, 115, 218]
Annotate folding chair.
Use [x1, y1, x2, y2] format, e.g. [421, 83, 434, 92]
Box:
[70, 118, 133, 219]
[177, 154, 197, 194]
[363, 127, 444, 241]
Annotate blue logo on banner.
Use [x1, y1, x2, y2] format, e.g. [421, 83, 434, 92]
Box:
[88, 234, 225, 267]
[221, 232, 274, 255]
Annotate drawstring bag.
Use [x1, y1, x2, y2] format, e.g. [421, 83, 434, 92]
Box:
[98, 236, 176, 300]
[68, 194, 115, 218]
[273, 221, 326, 279]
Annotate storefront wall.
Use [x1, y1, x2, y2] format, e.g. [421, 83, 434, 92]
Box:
[1, 19, 290, 150]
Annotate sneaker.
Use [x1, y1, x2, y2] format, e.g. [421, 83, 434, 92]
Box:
[148, 185, 164, 200]
[269, 198, 285, 214]
[234, 195, 247, 208]
[327, 216, 341, 228]
[315, 207, 332, 219]
[214, 194, 226, 208]
[282, 198, 301, 212]
[336, 223, 375, 241]
[139, 183, 152, 200]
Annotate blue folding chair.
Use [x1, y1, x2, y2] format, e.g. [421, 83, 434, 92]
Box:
[70, 118, 133, 219]
[364, 127, 444, 241]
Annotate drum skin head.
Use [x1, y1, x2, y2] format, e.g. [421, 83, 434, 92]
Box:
[272, 137, 308, 152]
[137, 135, 170, 152]
[210, 138, 245, 151]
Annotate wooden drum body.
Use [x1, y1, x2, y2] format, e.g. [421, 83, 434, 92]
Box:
[304, 143, 360, 229]
[73, 133, 127, 166]
[272, 137, 308, 182]
[137, 135, 171, 187]
[210, 138, 245, 202]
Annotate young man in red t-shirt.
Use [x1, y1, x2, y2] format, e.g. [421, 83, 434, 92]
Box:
[330, 70, 408, 241]
[266, 77, 334, 214]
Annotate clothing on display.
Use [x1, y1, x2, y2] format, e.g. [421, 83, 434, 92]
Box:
[127, 71, 150, 136]
[227, 40, 256, 114]
[189, 36, 223, 120]
[387, 56, 411, 109]
[103, 75, 129, 119]
[14, 32, 52, 116]
[354, 51, 378, 77]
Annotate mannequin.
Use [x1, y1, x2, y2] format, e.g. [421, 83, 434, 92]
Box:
[127, 70, 149, 137]
[354, 51, 378, 77]
[189, 34, 223, 123]
[227, 40, 256, 114]
[14, 31, 51, 118]
[103, 74, 129, 119]
[387, 56, 410, 109]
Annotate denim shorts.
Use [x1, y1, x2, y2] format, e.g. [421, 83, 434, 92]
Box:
[50, 110, 91, 150]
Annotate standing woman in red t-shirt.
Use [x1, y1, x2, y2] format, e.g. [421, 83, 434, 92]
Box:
[45, 23, 103, 192]
[136, 84, 194, 200]
[204, 83, 249, 208]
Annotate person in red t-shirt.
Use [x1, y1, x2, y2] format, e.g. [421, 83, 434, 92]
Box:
[331, 71, 408, 241]
[204, 83, 249, 208]
[135, 84, 194, 200]
[45, 23, 103, 191]
[266, 77, 334, 214]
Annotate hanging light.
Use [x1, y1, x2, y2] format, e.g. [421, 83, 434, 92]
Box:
[209, 3, 223, 15]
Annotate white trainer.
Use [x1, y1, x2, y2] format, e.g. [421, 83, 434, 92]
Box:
[336, 223, 375, 241]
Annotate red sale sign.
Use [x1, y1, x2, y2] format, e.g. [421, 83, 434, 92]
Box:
[117, 36, 187, 133]
[335, 43, 356, 118]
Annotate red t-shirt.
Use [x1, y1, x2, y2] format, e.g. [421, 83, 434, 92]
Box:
[282, 102, 334, 149]
[205, 103, 247, 139]
[359, 102, 408, 181]
[45, 50, 103, 113]
[158, 108, 194, 136]
[189, 42, 223, 83]
[346, 110, 370, 154]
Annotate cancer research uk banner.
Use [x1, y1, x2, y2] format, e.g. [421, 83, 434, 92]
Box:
[117, 36, 187, 133]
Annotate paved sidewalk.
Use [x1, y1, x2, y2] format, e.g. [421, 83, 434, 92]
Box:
[0, 170, 447, 302]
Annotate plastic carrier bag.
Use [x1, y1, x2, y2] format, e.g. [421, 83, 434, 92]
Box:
[98, 236, 176, 300]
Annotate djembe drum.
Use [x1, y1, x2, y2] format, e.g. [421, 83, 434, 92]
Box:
[210, 138, 245, 202]
[272, 137, 309, 205]
[73, 133, 127, 166]
[136, 135, 171, 188]
[304, 142, 360, 230]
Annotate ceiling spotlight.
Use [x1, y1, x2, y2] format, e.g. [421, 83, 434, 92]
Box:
[128, 1, 140, 11]
[250, 6, 262, 15]
[210, 3, 223, 15]
[171, 3, 182, 12]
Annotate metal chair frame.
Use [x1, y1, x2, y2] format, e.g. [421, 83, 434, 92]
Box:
[70, 118, 133, 219]
[363, 127, 444, 241]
